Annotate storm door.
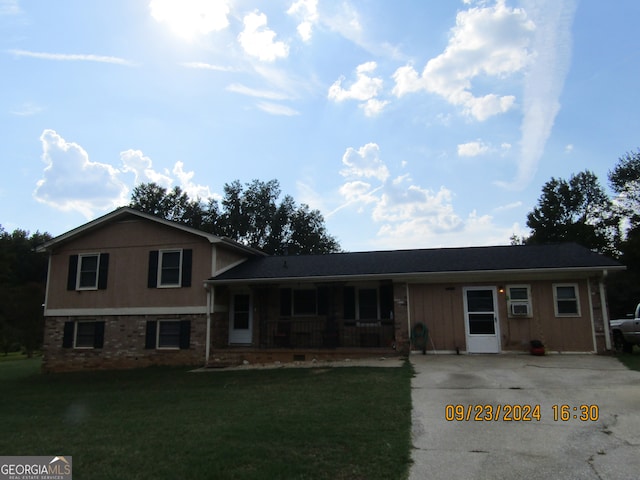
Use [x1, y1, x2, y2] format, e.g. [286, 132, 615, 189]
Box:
[463, 287, 501, 353]
[229, 292, 252, 345]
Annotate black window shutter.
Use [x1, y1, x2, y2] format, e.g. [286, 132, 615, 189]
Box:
[98, 253, 109, 290]
[179, 320, 191, 349]
[147, 251, 159, 288]
[94, 321, 105, 348]
[67, 255, 79, 291]
[62, 321, 75, 348]
[181, 249, 192, 287]
[280, 288, 292, 316]
[343, 287, 356, 320]
[317, 286, 330, 315]
[380, 283, 394, 320]
[145, 320, 157, 349]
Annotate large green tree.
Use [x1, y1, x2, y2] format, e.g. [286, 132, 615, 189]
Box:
[129, 180, 340, 255]
[607, 150, 640, 317]
[524, 170, 619, 255]
[0, 227, 51, 355]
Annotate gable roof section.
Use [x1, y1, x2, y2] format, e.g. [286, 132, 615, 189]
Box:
[209, 243, 624, 284]
[36, 207, 266, 256]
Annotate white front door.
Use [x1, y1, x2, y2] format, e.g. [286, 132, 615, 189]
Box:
[229, 292, 252, 344]
[463, 287, 501, 353]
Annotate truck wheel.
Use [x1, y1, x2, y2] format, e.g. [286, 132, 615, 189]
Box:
[612, 331, 625, 352]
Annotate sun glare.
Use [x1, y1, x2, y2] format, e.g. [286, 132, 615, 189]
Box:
[149, 0, 230, 41]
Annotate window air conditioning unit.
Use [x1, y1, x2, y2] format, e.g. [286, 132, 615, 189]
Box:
[510, 303, 530, 316]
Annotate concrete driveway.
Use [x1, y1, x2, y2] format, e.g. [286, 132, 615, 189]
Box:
[409, 354, 640, 480]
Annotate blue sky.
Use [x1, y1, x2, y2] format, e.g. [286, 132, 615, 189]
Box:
[1, 0, 639, 252]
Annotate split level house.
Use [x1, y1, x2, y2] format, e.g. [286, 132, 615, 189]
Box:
[37, 207, 625, 372]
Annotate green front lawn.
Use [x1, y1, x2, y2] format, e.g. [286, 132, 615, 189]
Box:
[617, 345, 640, 371]
[0, 358, 413, 480]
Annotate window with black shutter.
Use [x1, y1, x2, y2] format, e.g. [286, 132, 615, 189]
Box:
[62, 320, 106, 349]
[67, 253, 109, 291]
[147, 249, 192, 288]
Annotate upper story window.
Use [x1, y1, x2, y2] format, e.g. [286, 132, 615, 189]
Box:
[507, 285, 532, 317]
[159, 250, 182, 286]
[553, 284, 580, 316]
[148, 249, 192, 288]
[67, 253, 109, 291]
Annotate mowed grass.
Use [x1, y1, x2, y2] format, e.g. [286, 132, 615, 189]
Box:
[0, 357, 413, 480]
[617, 345, 640, 371]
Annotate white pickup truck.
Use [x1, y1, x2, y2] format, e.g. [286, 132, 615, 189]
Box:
[610, 302, 640, 353]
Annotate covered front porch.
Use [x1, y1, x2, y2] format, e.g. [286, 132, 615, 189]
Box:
[205, 281, 410, 366]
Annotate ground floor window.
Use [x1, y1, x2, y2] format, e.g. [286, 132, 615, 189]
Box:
[507, 285, 532, 317]
[62, 320, 105, 349]
[553, 284, 580, 316]
[145, 319, 191, 349]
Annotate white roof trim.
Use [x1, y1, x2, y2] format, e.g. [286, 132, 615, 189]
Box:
[36, 207, 265, 256]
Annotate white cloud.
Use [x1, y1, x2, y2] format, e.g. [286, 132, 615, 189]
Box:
[226, 83, 290, 100]
[34, 130, 129, 218]
[172, 161, 213, 199]
[181, 62, 235, 72]
[149, 0, 230, 40]
[287, 0, 319, 42]
[238, 11, 289, 62]
[391, 0, 534, 121]
[500, 0, 578, 189]
[331, 142, 521, 249]
[34, 130, 217, 218]
[565, 144, 574, 153]
[328, 62, 388, 116]
[256, 102, 300, 116]
[10, 102, 44, 116]
[120, 149, 172, 187]
[0, 0, 20, 15]
[458, 141, 490, 157]
[8, 49, 134, 66]
[340, 143, 390, 182]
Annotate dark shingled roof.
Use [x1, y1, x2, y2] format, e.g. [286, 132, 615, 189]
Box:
[210, 243, 623, 283]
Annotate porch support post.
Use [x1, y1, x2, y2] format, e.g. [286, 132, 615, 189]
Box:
[205, 283, 214, 366]
[599, 271, 611, 351]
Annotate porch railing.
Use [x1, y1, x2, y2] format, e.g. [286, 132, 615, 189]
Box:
[261, 318, 395, 349]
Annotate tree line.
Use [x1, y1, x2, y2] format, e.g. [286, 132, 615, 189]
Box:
[129, 179, 340, 255]
[1, 150, 639, 354]
[515, 150, 640, 317]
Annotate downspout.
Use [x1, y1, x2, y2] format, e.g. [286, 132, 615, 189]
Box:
[599, 270, 611, 351]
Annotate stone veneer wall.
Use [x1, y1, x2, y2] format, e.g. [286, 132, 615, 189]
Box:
[42, 314, 207, 373]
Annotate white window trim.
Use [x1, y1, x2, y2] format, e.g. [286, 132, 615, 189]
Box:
[506, 284, 532, 318]
[553, 283, 581, 317]
[73, 319, 97, 349]
[156, 319, 181, 350]
[76, 253, 100, 291]
[157, 249, 183, 288]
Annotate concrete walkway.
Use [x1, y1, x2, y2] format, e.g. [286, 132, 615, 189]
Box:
[409, 354, 640, 480]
